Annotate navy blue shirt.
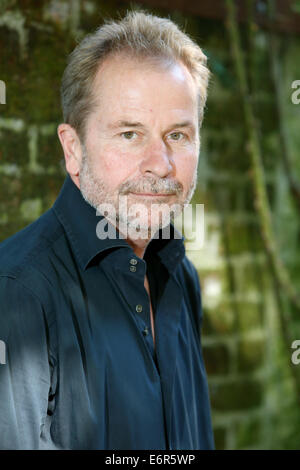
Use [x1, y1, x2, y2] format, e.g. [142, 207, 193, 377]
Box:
[0, 176, 214, 450]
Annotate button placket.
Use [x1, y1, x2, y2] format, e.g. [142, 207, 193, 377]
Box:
[126, 256, 155, 357]
[142, 326, 149, 336]
[129, 257, 138, 273]
[136, 304, 143, 313]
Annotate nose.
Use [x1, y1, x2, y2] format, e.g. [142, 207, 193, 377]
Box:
[139, 139, 174, 178]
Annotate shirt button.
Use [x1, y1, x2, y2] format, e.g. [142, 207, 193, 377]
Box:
[130, 258, 138, 265]
[143, 327, 149, 336]
[136, 304, 143, 313]
[129, 265, 136, 272]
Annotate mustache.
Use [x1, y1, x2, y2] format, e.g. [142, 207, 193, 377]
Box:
[119, 176, 183, 195]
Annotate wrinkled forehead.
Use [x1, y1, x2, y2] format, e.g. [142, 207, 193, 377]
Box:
[77, 52, 201, 145]
[91, 50, 198, 99]
[90, 53, 198, 118]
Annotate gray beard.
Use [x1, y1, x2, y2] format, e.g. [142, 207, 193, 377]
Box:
[79, 146, 198, 235]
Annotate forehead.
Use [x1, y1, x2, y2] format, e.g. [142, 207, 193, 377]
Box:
[90, 53, 198, 121]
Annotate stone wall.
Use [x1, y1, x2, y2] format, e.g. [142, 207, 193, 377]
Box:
[1, 0, 300, 449]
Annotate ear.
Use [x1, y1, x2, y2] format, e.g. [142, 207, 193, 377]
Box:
[57, 123, 82, 181]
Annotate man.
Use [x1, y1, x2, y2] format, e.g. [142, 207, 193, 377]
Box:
[0, 11, 214, 450]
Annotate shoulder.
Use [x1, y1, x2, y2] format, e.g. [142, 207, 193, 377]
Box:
[0, 208, 63, 275]
[0, 208, 64, 309]
[0, 276, 48, 339]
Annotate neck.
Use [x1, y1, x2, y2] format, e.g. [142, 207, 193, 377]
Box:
[125, 236, 151, 259]
[117, 225, 153, 259]
[104, 214, 159, 260]
[116, 224, 159, 259]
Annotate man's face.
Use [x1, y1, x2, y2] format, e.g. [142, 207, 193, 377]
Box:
[79, 53, 200, 238]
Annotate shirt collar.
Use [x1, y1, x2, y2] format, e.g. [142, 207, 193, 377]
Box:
[53, 175, 186, 273]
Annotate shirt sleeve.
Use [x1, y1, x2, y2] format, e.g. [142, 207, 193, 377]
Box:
[0, 275, 51, 449]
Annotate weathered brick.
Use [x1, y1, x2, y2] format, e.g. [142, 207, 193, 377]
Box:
[200, 268, 229, 299]
[20, 197, 43, 222]
[0, 128, 28, 165]
[234, 417, 262, 449]
[210, 379, 263, 411]
[202, 343, 230, 375]
[20, 172, 66, 210]
[0, 23, 71, 123]
[0, 219, 27, 242]
[0, 174, 22, 213]
[226, 222, 260, 255]
[236, 301, 264, 332]
[202, 302, 236, 336]
[38, 129, 63, 169]
[0, 172, 65, 241]
[213, 426, 227, 450]
[237, 338, 265, 373]
[202, 307, 215, 336]
[233, 260, 268, 294]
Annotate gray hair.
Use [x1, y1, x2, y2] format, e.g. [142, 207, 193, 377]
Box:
[61, 10, 210, 142]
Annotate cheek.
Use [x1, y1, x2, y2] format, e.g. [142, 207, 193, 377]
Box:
[93, 147, 138, 186]
[174, 152, 198, 182]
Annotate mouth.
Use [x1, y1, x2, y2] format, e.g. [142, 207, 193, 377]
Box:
[129, 192, 176, 197]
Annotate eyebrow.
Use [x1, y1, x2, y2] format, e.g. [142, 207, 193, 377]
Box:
[108, 120, 146, 129]
[108, 120, 196, 133]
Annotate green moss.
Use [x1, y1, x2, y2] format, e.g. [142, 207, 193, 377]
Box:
[204, 304, 236, 335]
[0, 23, 73, 123]
[38, 129, 63, 168]
[210, 379, 263, 411]
[235, 417, 262, 449]
[213, 426, 227, 450]
[202, 343, 231, 375]
[20, 197, 42, 221]
[237, 338, 265, 373]
[0, 129, 28, 165]
[236, 301, 264, 332]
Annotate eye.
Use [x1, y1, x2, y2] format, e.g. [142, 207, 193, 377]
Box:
[121, 131, 137, 140]
[169, 132, 185, 141]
